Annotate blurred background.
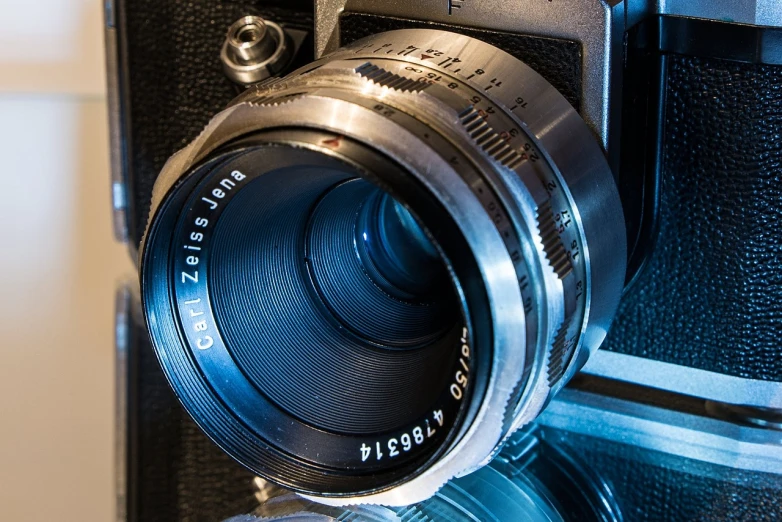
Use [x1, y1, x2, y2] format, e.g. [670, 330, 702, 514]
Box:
[0, 0, 131, 520]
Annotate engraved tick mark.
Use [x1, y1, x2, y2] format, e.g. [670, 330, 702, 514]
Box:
[322, 136, 343, 148]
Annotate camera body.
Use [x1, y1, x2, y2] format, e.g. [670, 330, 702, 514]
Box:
[107, 0, 782, 516]
[107, 0, 782, 408]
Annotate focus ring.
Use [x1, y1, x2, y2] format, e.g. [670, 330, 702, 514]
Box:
[536, 201, 574, 281]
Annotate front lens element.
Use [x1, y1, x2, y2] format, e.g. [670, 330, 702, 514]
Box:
[305, 178, 452, 349]
[143, 134, 490, 495]
[210, 164, 460, 434]
[356, 191, 444, 298]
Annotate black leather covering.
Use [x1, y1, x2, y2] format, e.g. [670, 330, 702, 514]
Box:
[120, 0, 313, 247]
[605, 55, 782, 381]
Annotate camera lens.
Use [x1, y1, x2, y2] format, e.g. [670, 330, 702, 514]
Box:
[141, 29, 626, 504]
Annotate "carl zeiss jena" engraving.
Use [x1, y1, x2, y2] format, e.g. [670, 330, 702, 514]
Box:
[178, 168, 249, 350]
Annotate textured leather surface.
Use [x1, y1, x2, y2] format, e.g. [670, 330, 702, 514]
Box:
[122, 0, 313, 247]
[605, 55, 782, 381]
[131, 310, 256, 521]
[546, 428, 782, 522]
[339, 13, 582, 111]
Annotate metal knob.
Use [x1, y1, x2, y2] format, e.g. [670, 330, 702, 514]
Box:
[221, 16, 293, 85]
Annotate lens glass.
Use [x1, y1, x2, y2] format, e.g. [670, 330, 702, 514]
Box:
[210, 165, 460, 434]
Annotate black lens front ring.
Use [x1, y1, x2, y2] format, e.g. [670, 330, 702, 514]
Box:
[141, 130, 493, 495]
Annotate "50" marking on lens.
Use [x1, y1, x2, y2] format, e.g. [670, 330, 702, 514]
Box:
[450, 327, 471, 400]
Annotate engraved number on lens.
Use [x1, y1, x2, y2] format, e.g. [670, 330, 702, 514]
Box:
[360, 409, 445, 462]
[450, 328, 471, 400]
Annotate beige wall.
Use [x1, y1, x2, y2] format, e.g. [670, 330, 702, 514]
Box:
[0, 1, 132, 521]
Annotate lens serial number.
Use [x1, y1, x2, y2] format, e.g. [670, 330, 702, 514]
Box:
[360, 409, 445, 462]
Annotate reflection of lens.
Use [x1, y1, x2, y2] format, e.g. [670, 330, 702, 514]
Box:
[141, 28, 626, 504]
[223, 425, 622, 522]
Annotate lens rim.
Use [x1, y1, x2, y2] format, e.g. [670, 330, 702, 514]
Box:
[141, 130, 499, 495]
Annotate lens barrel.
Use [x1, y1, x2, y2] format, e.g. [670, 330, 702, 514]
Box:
[141, 29, 625, 505]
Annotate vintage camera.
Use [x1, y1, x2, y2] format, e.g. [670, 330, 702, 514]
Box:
[106, 0, 782, 510]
